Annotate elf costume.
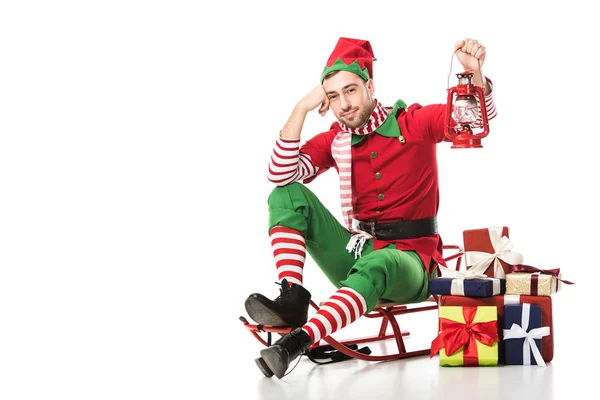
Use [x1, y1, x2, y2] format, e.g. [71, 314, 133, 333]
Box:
[245, 37, 497, 379]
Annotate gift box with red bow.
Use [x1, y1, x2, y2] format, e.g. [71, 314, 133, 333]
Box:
[438, 294, 554, 362]
[430, 305, 499, 366]
[463, 226, 524, 279]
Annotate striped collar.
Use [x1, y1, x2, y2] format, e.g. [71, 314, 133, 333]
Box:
[351, 99, 407, 145]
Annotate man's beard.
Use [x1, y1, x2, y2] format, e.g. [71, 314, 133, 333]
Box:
[341, 106, 372, 129]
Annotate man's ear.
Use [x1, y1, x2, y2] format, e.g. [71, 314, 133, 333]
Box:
[366, 79, 375, 95]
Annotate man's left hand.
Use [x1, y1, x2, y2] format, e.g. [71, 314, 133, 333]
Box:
[454, 38, 486, 73]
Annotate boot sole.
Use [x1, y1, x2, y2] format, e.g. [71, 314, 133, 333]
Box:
[260, 346, 288, 379]
[255, 357, 274, 378]
[245, 296, 288, 327]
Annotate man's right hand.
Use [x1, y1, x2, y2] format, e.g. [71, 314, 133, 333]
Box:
[296, 85, 329, 117]
[280, 86, 329, 140]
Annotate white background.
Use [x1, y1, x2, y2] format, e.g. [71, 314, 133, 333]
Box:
[1, 1, 598, 399]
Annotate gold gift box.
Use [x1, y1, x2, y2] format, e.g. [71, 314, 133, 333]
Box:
[505, 272, 560, 296]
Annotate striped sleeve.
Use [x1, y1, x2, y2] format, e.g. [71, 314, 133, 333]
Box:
[267, 137, 320, 186]
[471, 79, 497, 128]
[484, 91, 497, 120]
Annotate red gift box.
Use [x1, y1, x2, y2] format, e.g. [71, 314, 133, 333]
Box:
[439, 294, 554, 362]
[463, 227, 524, 279]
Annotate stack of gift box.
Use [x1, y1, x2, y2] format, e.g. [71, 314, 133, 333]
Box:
[429, 226, 573, 367]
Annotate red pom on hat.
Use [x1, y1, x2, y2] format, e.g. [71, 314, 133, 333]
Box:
[321, 37, 376, 83]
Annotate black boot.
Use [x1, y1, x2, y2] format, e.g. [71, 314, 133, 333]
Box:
[245, 279, 311, 328]
[258, 327, 312, 379]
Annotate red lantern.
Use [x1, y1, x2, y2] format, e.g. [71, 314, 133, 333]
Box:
[444, 72, 489, 149]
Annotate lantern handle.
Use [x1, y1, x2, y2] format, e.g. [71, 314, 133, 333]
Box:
[447, 48, 483, 90]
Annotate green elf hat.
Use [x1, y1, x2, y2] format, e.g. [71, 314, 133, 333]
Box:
[320, 37, 376, 83]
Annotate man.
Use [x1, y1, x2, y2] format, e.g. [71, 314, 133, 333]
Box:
[245, 37, 496, 379]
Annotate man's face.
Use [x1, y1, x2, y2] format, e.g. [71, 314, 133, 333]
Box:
[323, 70, 375, 129]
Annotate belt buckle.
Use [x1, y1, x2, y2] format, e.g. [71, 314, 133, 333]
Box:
[369, 221, 376, 239]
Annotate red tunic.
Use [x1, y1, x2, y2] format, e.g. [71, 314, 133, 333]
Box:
[300, 103, 450, 275]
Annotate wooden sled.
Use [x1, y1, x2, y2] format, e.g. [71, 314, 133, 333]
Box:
[240, 245, 463, 363]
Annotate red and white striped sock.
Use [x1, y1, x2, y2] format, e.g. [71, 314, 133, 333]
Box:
[301, 287, 367, 344]
[270, 226, 306, 286]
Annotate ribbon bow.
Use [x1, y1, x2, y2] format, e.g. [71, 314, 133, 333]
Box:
[509, 264, 575, 285]
[466, 227, 524, 278]
[438, 266, 488, 279]
[430, 307, 499, 366]
[503, 304, 550, 367]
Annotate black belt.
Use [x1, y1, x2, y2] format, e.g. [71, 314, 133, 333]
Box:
[357, 217, 438, 240]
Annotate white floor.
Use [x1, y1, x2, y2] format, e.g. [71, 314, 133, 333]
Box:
[3, 2, 599, 399]
[221, 286, 594, 400]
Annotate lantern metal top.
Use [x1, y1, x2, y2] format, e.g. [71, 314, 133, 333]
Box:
[456, 72, 473, 85]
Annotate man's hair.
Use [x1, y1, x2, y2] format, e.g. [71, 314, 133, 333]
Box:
[322, 70, 341, 81]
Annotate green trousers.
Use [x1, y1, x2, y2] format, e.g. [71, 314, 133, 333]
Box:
[268, 183, 430, 313]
